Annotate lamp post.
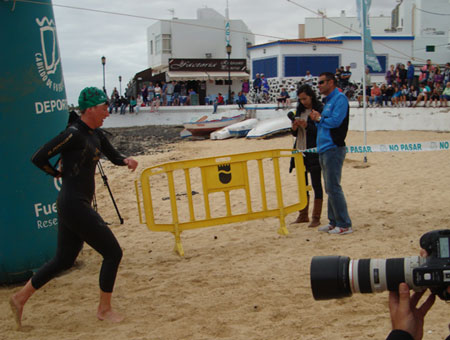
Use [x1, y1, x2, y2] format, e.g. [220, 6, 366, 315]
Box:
[226, 43, 232, 104]
[101, 56, 106, 94]
[118, 75, 122, 96]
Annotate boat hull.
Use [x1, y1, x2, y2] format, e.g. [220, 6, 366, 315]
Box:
[184, 114, 246, 137]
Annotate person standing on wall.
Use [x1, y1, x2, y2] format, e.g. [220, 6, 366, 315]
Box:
[309, 72, 352, 235]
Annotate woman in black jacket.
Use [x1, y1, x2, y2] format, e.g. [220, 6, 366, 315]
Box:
[290, 84, 323, 227]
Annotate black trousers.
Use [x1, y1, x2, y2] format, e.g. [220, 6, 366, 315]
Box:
[305, 167, 323, 200]
[31, 198, 122, 293]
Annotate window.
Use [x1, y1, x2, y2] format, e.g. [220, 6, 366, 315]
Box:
[162, 34, 172, 54]
[426, 45, 435, 52]
[246, 41, 252, 58]
[252, 57, 277, 78]
[284, 56, 339, 77]
[150, 40, 153, 55]
[155, 35, 161, 54]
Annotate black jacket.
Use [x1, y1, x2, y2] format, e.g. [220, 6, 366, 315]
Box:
[289, 101, 323, 173]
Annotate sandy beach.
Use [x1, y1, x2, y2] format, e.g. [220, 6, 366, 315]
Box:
[1, 129, 450, 340]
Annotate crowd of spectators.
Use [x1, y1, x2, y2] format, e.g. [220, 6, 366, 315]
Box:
[108, 79, 253, 114]
[337, 60, 450, 108]
[107, 60, 449, 114]
[108, 80, 202, 114]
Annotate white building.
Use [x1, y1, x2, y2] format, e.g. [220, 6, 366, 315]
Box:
[302, 0, 450, 65]
[147, 8, 254, 72]
[248, 36, 413, 86]
[247, 0, 449, 101]
[303, 10, 391, 37]
[146, 7, 254, 103]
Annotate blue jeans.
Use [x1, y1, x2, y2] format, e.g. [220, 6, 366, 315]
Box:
[319, 147, 352, 228]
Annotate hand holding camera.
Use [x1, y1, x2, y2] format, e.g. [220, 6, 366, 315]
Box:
[388, 282, 436, 340]
[287, 111, 306, 130]
[311, 230, 450, 340]
[310, 229, 450, 301]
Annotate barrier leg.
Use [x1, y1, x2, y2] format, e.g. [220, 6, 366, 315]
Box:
[172, 230, 184, 257]
[277, 214, 289, 236]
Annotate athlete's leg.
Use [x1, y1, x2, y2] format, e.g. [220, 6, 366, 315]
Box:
[10, 219, 83, 328]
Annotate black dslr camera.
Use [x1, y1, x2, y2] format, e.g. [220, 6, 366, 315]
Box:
[310, 229, 450, 301]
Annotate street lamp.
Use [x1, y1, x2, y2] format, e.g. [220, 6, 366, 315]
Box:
[226, 43, 232, 104]
[118, 75, 122, 96]
[101, 56, 106, 94]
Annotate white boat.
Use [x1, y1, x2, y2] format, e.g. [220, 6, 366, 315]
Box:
[246, 116, 292, 139]
[227, 118, 259, 137]
[180, 128, 193, 139]
[183, 114, 246, 137]
[210, 127, 232, 140]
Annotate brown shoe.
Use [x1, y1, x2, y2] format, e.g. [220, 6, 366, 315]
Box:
[308, 199, 323, 228]
[292, 198, 309, 223]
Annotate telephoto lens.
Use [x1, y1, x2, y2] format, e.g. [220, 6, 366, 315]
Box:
[310, 255, 424, 300]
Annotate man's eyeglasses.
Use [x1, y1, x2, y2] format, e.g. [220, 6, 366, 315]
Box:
[318, 79, 328, 85]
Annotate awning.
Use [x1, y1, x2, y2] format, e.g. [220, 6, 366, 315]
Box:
[167, 71, 209, 81]
[206, 71, 249, 80]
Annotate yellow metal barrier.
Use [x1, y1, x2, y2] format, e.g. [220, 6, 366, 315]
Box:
[135, 149, 310, 256]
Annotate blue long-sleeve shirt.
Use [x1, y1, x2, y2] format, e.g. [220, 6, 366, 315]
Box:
[407, 65, 415, 79]
[316, 88, 349, 154]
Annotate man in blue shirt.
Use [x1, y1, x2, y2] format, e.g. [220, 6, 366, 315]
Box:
[407, 61, 415, 87]
[309, 72, 352, 235]
[253, 73, 262, 93]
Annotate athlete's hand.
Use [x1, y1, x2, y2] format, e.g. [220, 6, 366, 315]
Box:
[124, 158, 138, 172]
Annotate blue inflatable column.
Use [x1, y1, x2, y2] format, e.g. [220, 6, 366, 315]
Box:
[0, 1, 69, 283]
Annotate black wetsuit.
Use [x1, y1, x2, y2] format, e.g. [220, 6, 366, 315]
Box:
[31, 119, 126, 293]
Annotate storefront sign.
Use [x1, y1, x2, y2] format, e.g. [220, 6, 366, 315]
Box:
[169, 58, 247, 72]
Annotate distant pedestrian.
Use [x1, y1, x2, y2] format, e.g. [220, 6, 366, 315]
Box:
[407, 61, 415, 87]
[237, 91, 247, 109]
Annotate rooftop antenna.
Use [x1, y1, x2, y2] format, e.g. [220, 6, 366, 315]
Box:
[168, 8, 175, 19]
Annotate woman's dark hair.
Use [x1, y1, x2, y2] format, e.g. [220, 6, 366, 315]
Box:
[296, 84, 322, 113]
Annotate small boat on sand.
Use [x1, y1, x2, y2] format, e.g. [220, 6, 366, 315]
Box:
[183, 114, 246, 137]
[246, 116, 291, 139]
[210, 127, 232, 140]
[210, 118, 259, 140]
[228, 118, 259, 137]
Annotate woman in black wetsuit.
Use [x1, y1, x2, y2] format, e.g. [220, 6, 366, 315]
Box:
[10, 87, 138, 327]
[290, 84, 323, 228]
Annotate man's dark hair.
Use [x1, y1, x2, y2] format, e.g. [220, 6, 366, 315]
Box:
[319, 72, 337, 85]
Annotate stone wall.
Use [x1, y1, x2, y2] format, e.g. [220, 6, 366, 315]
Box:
[248, 77, 366, 103]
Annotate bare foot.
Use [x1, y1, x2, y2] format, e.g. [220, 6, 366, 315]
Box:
[97, 309, 124, 323]
[9, 295, 23, 330]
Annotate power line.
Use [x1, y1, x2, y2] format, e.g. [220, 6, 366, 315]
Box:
[9, 0, 373, 59]
[12, 0, 289, 41]
[11, 0, 424, 64]
[415, 7, 450, 16]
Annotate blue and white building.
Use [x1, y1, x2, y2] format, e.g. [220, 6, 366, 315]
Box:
[249, 0, 449, 84]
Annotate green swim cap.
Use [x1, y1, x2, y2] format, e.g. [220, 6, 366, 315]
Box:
[78, 87, 108, 111]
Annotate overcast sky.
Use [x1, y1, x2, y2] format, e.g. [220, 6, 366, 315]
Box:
[49, 0, 396, 105]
